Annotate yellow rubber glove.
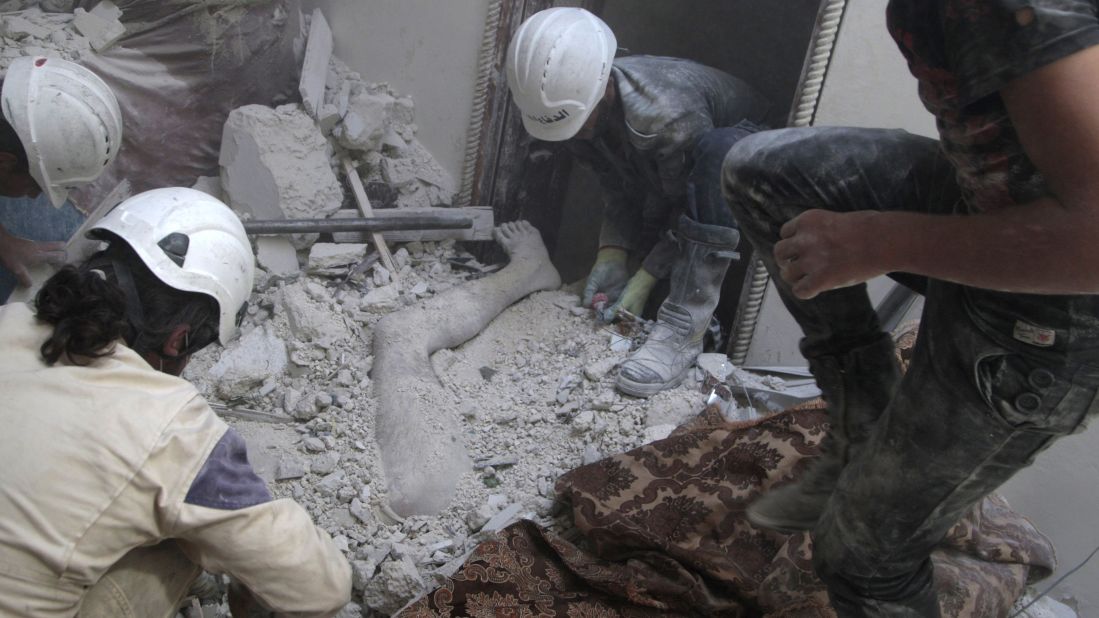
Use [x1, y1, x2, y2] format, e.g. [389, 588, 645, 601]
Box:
[601, 268, 657, 322]
[582, 247, 630, 308]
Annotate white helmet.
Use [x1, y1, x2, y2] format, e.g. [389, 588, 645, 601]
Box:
[1, 56, 123, 208]
[89, 188, 255, 345]
[506, 8, 617, 142]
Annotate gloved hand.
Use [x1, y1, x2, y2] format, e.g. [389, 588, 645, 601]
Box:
[600, 268, 657, 322]
[0, 224, 66, 287]
[582, 246, 629, 308]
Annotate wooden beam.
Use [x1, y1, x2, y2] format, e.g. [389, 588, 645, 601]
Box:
[342, 157, 400, 282]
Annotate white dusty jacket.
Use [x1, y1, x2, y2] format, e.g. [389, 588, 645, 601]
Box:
[0, 303, 351, 617]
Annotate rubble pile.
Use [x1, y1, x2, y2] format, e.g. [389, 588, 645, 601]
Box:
[323, 56, 456, 211]
[0, 7, 89, 70]
[182, 240, 738, 615]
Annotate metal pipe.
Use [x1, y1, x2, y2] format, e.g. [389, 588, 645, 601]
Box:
[242, 213, 473, 235]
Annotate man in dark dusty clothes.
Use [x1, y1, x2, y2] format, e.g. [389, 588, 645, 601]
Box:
[725, 1, 1099, 614]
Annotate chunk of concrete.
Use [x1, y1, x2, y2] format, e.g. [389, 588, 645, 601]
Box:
[255, 237, 299, 276]
[360, 285, 399, 313]
[90, 0, 123, 21]
[360, 556, 424, 615]
[220, 104, 344, 248]
[311, 451, 341, 475]
[308, 243, 367, 271]
[72, 7, 125, 52]
[275, 457, 307, 481]
[318, 103, 341, 134]
[334, 91, 390, 152]
[208, 325, 288, 400]
[1, 16, 52, 39]
[279, 281, 352, 342]
[298, 8, 333, 119]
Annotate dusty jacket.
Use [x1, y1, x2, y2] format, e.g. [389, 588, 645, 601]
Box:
[567, 55, 770, 273]
[0, 303, 351, 617]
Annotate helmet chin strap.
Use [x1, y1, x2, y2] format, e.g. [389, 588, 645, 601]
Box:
[111, 258, 150, 354]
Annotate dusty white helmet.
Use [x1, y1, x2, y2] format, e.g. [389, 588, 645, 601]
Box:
[506, 7, 617, 142]
[1, 56, 123, 208]
[89, 188, 255, 345]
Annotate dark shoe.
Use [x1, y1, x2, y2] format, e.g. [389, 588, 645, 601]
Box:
[747, 334, 901, 532]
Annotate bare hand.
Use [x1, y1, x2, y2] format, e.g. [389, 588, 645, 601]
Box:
[773, 210, 886, 299]
[0, 226, 66, 288]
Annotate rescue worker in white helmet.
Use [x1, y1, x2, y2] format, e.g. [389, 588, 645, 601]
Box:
[506, 7, 771, 398]
[0, 188, 351, 617]
[0, 56, 122, 297]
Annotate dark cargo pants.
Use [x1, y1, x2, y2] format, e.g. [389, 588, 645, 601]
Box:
[722, 126, 1099, 616]
[641, 121, 760, 278]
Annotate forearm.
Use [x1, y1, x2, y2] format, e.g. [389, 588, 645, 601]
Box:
[598, 210, 638, 252]
[178, 499, 351, 616]
[871, 198, 1099, 294]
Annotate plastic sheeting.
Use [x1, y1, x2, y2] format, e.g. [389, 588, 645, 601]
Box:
[69, 0, 304, 213]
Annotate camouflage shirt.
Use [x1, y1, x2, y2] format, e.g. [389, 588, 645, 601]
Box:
[566, 55, 769, 268]
[887, 0, 1099, 212]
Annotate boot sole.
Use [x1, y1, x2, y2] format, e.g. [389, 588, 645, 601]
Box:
[615, 367, 689, 398]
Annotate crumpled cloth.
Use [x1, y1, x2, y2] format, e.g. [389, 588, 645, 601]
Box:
[401, 402, 1054, 617]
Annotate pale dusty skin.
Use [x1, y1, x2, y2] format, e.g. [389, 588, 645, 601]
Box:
[373, 221, 562, 516]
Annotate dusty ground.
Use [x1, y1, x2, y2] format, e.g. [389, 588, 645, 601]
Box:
[181, 238, 739, 616]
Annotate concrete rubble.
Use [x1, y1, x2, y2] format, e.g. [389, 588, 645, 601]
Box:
[0, 7, 92, 71]
[219, 103, 345, 249]
[183, 234, 769, 613]
[71, 1, 124, 52]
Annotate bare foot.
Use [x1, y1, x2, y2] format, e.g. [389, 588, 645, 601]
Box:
[492, 220, 561, 293]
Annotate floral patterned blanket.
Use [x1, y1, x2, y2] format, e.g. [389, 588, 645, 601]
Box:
[402, 341, 1055, 617]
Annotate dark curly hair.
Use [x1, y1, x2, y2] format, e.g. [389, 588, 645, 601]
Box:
[35, 265, 127, 365]
[34, 240, 220, 365]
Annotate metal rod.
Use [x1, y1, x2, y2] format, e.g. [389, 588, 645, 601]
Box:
[242, 213, 474, 235]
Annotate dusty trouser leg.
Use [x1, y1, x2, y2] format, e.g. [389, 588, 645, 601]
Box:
[815, 278, 1099, 616]
[616, 125, 757, 397]
[79, 541, 201, 618]
[720, 127, 959, 533]
[373, 221, 561, 517]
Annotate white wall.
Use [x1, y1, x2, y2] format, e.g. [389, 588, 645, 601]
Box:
[1001, 431, 1099, 613]
[302, 0, 490, 186]
[746, 1, 1099, 612]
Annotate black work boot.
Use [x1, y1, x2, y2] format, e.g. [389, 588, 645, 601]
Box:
[825, 559, 942, 618]
[747, 333, 901, 533]
[616, 216, 740, 398]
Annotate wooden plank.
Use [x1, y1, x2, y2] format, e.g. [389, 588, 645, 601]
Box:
[298, 8, 333, 118]
[329, 207, 494, 243]
[342, 157, 400, 282]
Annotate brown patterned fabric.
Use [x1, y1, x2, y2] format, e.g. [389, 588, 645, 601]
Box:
[400, 404, 1054, 617]
[402, 325, 1055, 617]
